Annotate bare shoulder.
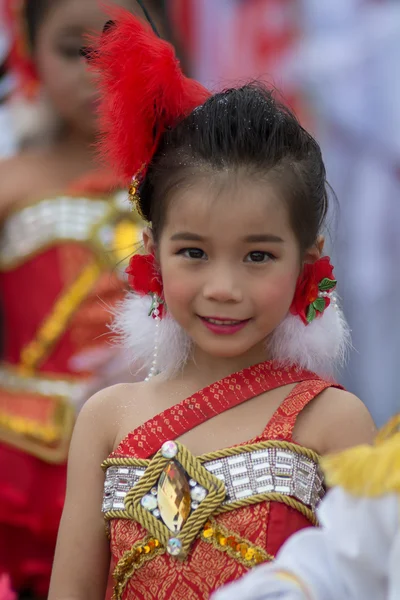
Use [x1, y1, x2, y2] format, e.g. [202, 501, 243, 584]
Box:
[75, 381, 150, 455]
[295, 387, 377, 456]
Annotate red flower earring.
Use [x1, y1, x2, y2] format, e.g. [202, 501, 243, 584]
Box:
[290, 256, 337, 325]
[125, 253, 165, 318]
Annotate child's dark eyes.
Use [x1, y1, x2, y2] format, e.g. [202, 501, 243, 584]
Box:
[177, 248, 275, 263]
[245, 251, 275, 263]
[177, 248, 207, 260]
[56, 42, 82, 60]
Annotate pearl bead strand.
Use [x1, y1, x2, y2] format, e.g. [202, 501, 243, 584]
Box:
[145, 295, 161, 382]
[318, 290, 338, 310]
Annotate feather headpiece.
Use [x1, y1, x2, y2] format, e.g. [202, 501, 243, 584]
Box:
[91, 8, 210, 185]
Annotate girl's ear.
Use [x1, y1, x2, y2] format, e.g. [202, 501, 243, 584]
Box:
[142, 227, 156, 255]
[303, 235, 325, 264]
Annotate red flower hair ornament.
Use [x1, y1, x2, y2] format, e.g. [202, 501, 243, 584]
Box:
[125, 254, 164, 318]
[290, 256, 337, 325]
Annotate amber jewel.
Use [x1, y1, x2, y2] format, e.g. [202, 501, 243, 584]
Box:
[157, 460, 191, 533]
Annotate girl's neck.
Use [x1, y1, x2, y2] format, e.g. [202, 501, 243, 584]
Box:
[56, 127, 95, 155]
[49, 128, 97, 175]
[182, 343, 270, 387]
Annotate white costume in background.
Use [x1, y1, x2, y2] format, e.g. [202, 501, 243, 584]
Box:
[293, 0, 400, 425]
[212, 418, 400, 600]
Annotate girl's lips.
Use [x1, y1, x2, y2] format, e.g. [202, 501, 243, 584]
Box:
[199, 316, 250, 335]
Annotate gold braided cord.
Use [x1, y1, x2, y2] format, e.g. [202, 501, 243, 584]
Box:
[199, 440, 320, 464]
[124, 452, 172, 546]
[112, 536, 165, 600]
[102, 456, 148, 470]
[201, 517, 274, 568]
[216, 493, 318, 526]
[124, 442, 226, 557]
[103, 439, 321, 470]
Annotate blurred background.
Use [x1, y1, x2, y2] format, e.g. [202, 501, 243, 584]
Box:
[0, 0, 399, 429]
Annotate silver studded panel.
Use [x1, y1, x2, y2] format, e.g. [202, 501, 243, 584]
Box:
[102, 466, 146, 512]
[102, 448, 324, 514]
[0, 195, 130, 267]
[205, 448, 324, 510]
[0, 364, 90, 408]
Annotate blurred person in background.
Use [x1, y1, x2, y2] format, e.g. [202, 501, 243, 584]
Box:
[294, 0, 400, 426]
[0, 0, 174, 598]
[174, 0, 400, 426]
[0, 8, 16, 158]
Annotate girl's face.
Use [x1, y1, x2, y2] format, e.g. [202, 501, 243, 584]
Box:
[33, 0, 143, 139]
[154, 174, 316, 365]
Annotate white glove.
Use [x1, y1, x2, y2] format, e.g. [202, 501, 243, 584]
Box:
[211, 566, 308, 600]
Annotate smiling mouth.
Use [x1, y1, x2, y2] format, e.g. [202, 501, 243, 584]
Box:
[201, 317, 248, 325]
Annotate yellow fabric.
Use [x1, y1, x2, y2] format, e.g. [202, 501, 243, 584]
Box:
[322, 415, 400, 498]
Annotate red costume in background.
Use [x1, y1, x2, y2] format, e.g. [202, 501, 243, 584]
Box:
[0, 186, 143, 595]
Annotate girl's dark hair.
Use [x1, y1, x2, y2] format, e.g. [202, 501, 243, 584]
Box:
[25, 0, 49, 49]
[25, 0, 170, 49]
[141, 84, 329, 252]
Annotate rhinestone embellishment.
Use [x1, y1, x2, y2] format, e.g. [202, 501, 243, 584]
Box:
[167, 537, 182, 557]
[157, 461, 191, 533]
[141, 494, 158, 512]
[161, 441, 178, 459]
[190, 485, 207, 503]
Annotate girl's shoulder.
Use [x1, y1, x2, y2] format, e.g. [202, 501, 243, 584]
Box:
[76, 381, 154, 456]
[296, 386, 377, 456]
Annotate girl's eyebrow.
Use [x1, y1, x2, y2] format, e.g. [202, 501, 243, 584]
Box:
[244, 234, 284, 243]
[170, 233, 285, 243]
[170, 232, 205, 242]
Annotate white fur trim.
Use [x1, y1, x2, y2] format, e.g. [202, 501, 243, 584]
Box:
[111, 293, 350, 380]
[268, 303, 351, 377]
[110, 293, 191, 380]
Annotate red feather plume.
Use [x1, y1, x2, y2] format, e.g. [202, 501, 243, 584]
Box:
[92, 8, 211, 183]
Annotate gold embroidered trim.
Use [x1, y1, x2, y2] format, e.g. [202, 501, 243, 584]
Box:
[123, 442, 225, 558]
[0, 410, 60, 444]
[103, 440, 320, 470]
[19, 261, 101, 372]
[323, 425, 400, 498]
[201, 518, 273, 568]
[112, 536, 164, 600]
[0, 401, 74, 463]
[275, 571, 314, 599]
[375, 414, 400, 444]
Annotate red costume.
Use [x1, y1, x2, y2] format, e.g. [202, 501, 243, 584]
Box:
[102, 363, 341, 600]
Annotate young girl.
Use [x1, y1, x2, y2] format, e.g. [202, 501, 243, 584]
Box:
[0, 1, 171, 597]
[49, 10, 376, 600]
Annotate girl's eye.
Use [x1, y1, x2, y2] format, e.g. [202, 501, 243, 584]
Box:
[178, 248, 207, 260]
[57, 44, 82, 60]
[245, 251, 274, 263]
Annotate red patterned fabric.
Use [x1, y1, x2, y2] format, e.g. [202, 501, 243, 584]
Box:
[109, 363, 342, 600]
